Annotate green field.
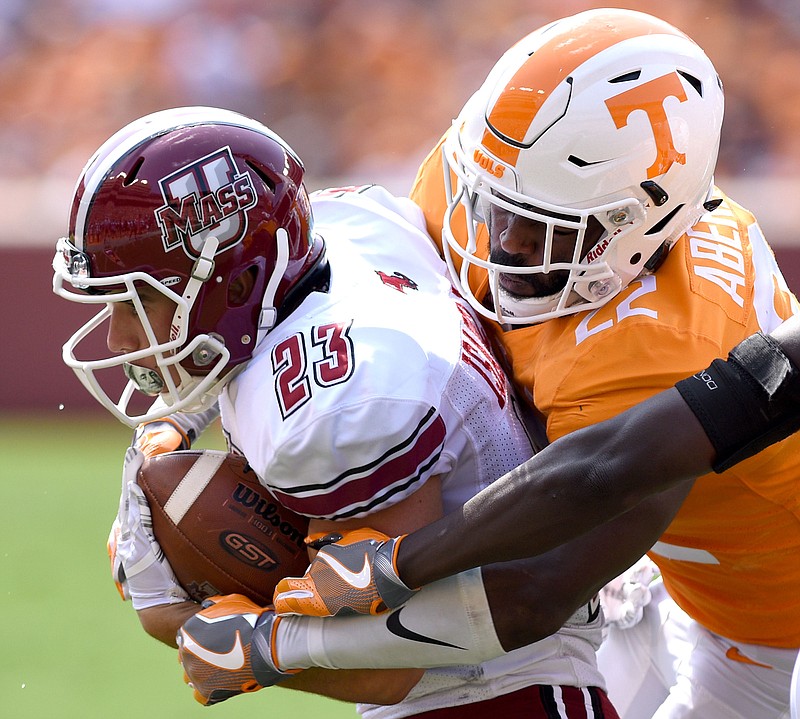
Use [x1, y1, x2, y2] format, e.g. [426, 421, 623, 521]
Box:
[0, 413, 360, 719]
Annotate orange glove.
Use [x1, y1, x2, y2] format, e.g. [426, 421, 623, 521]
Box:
[133, 418, 191, 458]
[178, 594, 295, 706]
[273, 528, 417, 617]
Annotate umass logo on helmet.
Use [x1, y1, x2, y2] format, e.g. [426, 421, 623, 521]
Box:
[154, 145, 257, 258]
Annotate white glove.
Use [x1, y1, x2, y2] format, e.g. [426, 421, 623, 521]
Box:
[107, 447, 189, 610]
[599, 557, 658, 630]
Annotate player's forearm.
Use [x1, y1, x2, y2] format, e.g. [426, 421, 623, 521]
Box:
[397, 387, 711, 589]
[483, 480, 693, 649]
[398, 317, 800, 589]
[281, 667, 423, 704]
[137, 601, 201, 648]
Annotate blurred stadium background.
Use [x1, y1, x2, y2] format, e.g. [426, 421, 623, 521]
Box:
[1, 0, 799, 717]
[4, 0, 800, 411]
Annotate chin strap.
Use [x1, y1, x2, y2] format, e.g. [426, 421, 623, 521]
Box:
[255, 231, 331, 347]
[171, 236, 220, 344]
[124, 235, 225, 404]
[257, 228, 290, 344]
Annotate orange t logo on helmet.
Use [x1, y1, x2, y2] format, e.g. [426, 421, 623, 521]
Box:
[605, 72, 688, 178]
[476, 11, 692, 171]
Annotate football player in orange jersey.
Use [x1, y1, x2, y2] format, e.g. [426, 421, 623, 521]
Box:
[405, 8, 800, 718]
[276, 8, 800, 719]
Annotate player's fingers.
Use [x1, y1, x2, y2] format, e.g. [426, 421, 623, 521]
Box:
[111, 575, 128, 601]
[274, 575, 303, 596]
[273, 592, 326, 616]
[179, 654, 213, 705]
[134, 419, 189, 458]
[336, 527, 392, 546]
[273, 577, 332, 616]
[197, 593, 261, 618]
[193, 687, 211, 706]
[107, 523, 130, 601]
[181, 666, 210, 705]
[304, 531, 343, 549]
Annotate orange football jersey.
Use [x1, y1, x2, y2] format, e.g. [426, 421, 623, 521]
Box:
[411, 130, 800, 647]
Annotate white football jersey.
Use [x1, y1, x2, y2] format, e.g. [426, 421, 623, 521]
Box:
[221, 185, 531, 520]
[219, 186, 606, 715]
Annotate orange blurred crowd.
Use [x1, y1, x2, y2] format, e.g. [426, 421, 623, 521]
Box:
[1, 0, 799, 193]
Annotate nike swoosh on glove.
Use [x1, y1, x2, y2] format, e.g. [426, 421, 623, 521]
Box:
[178, 594, 296, 706]
[273, 528, 417, 617]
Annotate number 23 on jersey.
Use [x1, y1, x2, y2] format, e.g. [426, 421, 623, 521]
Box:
[271, 322, 355, 419]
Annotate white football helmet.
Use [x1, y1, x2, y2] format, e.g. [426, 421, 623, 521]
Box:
[442, 8, 725, 324]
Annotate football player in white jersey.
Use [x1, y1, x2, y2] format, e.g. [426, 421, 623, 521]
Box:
[53, 106, 800, 717]
[53, 107, 621, 717]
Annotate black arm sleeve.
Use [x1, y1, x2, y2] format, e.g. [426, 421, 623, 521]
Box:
[675, 332, 800, 473]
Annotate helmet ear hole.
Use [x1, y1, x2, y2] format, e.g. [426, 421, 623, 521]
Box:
[228, 266, 259, 307]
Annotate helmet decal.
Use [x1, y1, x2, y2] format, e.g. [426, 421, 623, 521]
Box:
[155, 146, 257, 258]
[604, 72, 688, 178]
[480, 10, 689, 166]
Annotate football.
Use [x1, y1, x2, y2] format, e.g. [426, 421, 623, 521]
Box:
[137, 449, 310, 605]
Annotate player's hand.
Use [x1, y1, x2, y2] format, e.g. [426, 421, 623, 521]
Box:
[600, 557, 659, 630]
[133, 418, 190, 458]
[177, 594, 294, 706]
[273, 528, 417, 617]
[107, 515, 129, 600]
[108, 447, 189, 608]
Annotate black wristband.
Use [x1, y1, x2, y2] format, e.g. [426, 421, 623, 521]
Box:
[675, 332, 800, 473]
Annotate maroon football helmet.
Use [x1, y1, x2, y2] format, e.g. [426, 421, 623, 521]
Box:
[53, 107, 326, 426]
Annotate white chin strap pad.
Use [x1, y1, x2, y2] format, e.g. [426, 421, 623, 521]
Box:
[257, 227, 290, 344]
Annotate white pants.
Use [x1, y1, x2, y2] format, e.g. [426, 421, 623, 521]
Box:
[597, 580, 797, 719]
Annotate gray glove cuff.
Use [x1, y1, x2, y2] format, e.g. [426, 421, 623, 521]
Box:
[374, 539, 417, 610]
[252, 613, 290, 686]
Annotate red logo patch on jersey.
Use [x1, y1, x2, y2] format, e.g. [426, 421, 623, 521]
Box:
[376, 271, 419, 294]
